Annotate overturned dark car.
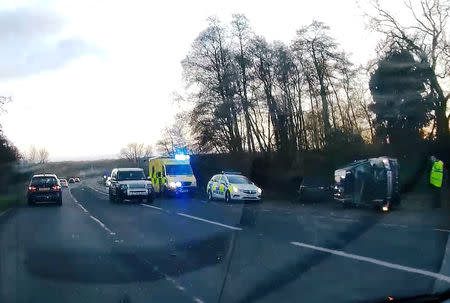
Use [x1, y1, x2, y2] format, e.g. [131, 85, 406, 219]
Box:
[333, 156, 400, 211]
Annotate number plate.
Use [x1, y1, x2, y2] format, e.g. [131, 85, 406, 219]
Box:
[39, 188, 50, 191]
[179, 189, 188, 193]
[128, 191, 145, 196]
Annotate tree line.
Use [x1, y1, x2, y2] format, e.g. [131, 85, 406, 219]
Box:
[175, 0, 449, 156]
[0, 97, 19, 168]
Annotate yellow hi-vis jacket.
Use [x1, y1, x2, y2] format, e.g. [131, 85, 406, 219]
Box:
[430, 160, 444, 188]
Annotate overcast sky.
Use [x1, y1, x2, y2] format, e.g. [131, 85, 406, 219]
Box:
[0, 0, 399, 161]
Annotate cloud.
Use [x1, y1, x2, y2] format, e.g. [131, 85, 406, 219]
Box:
[0, 7, 99, 79]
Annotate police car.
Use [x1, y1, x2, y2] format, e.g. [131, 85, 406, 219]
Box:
[206, 172, 262, 202]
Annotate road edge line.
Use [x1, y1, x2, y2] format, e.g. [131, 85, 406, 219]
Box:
[141, 204, 162, 211]
[0, 208, 12, 217]
[290, 241, 450, 283]
[177, 212, 242, 231]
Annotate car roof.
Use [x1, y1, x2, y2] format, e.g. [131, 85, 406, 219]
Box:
[115, 168, 144, 171]
[222, 173, 243, 176]
[32, 174, 57, 178]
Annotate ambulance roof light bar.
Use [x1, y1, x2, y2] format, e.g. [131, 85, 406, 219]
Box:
[174, 154, 190, 161]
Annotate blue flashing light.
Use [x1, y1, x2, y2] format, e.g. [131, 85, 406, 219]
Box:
[175, 154, 190, 161]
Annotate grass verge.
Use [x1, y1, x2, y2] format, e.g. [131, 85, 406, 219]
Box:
[0, 183, 27, 213]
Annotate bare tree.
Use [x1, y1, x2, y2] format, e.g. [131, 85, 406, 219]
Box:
[120, 143, 153, 163]
[368, 0, 450, 143]
[27, 145, 38, 163]
[37, 148, 49, 164]
[157, 112, 197, 156]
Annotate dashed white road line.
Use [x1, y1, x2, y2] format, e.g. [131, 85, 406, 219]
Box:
[435, 228, 450, 233]
[0, 208, 12, 217]
[140, 257, 203, 303]
[89, 215, 115, 235]
[77, 203, 89, 213]
[291, 241, 450, 283]
[177, 212, 242, 231]
[141, 204, 162, 211]
[69, 188, 115, 236]
[86, 185, 108, 196]
[193, 297, 205, 303]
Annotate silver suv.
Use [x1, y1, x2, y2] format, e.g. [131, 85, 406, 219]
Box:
[108, 168, 154, 203]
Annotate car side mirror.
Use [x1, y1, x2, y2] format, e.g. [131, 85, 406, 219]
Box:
[147, 176, 151, 181]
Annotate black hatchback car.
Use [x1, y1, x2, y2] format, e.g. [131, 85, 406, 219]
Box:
[27, 174, 62, 206]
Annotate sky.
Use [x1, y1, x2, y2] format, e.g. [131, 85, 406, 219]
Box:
[0, 0, 399, 161]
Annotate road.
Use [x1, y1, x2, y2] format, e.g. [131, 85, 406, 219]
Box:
[1, 178, 450, 303]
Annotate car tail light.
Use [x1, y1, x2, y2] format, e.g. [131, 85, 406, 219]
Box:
[52, 185, 61, 191]
[28, 186, 37, 192]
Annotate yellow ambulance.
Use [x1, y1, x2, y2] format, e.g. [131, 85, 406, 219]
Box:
[148, 155, 197, 196]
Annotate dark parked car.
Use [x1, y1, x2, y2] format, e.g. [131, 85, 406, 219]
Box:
[27, 174, 62, 206]
[298, 177, 332, 202]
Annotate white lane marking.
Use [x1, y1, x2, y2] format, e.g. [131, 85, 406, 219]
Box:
[141, 204, 162, 211]
[86, 185, 108, 196]
[69, 188, 116, 237]
[200, 200, 207, 204]
[435, 228, 450, 233]
[312, 215, 326, 219]
[193, 297, 205, 303]
[0, 208, 12, 217]
[177, 212, 242, 231]
[68, 190, 79, 203]
[140, 257, 203, 303]
[68, 190, 89, 213]
[77, 203, 89, 213]
[332, 217, 358, 223]
[380, 223, 408, 228]
[290, 241, 450, 283]
[89, 215, 115, 235]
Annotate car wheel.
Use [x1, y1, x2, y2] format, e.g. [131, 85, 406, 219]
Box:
[56, 198, 62, 206]
[207, 190, 214, 201]
[146, 194, 154, 203]
[28, 198, 35, 206]
[225, 191, 231, 203]
[116, 194, 123, 203]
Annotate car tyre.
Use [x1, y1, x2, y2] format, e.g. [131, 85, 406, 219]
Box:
[207, 190, 214, 201]
[56, 197, 62, 206]
[27, 198, 35, 206]
[146, 194, 154, 203]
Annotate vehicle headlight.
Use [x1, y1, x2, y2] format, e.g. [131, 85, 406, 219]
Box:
[120, 184, 128, 190]
[168, 181, 176, 188]
[233, 186, 239, 193]
[257, 188, 262, 194]
[146, 183, 153, 189]
[175, 181, 182, 187]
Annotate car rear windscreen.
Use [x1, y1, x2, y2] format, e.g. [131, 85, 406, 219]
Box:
[31, 177, 58, 186]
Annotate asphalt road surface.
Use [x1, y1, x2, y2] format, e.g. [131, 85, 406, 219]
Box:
[1, 178, 450, 303]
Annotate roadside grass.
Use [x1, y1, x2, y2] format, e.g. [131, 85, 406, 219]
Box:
[0, 183, 27, 213]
